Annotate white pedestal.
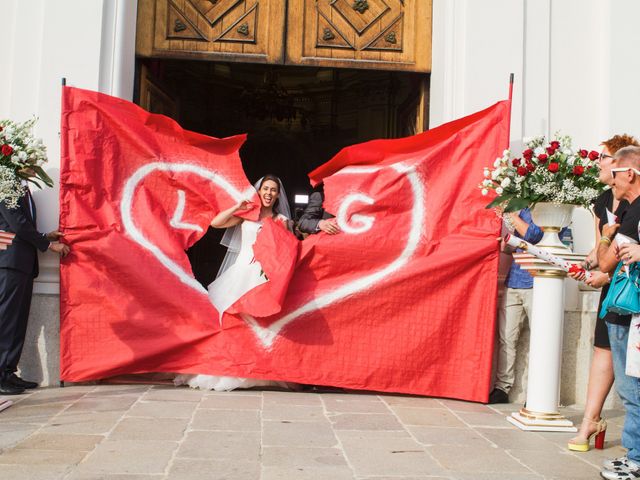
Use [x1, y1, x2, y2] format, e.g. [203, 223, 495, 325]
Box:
[508, 412, 576, 432]
[507, 252, 583, 432]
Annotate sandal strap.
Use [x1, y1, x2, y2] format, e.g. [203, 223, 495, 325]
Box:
[583, 417, 607, 431]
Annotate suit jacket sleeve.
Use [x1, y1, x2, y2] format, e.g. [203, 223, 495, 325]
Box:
[0, 201, 50, 252]
[296, 192, 324, 234]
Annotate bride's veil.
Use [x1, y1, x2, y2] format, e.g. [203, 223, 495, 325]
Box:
[216, 176, 291, 278]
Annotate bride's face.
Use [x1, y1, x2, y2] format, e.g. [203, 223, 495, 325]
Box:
[259, 180, 279, 209]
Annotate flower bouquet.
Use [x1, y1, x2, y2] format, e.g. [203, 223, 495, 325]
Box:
[480, 135, 604, 212]
[0, 118, 52, 209]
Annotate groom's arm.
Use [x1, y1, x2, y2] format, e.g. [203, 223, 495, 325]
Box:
[296, 192, 324, 234]
[0, 201, 50, 251]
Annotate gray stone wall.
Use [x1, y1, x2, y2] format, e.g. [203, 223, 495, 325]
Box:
[19, 294, 60, 387]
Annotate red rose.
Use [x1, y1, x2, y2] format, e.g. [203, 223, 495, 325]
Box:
[1, 144, 13, 156]
[572, 165, 585, 175]
[579, 149, 588, 158]
[526, 161, 535, 172]
[517, 166, 528, 176]
[588, 150, 600, 161]
[0, 126, 3, 132]
[550, 141, 561, 149]
[523, 149, 534, 160]
[512, 158, 521, 167]
[546, 146, 556, 156]
[548, 162, 559, 173]
[537, 154, 548, 163]
[568, 264, 585, 276]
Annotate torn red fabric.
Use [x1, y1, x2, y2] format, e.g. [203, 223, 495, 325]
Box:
[59, 86, 259, 381]
[227, 218, 300, 318]
[60, 86, 508, 402]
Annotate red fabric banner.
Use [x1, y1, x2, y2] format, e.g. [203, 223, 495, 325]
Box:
[228, 218, 300, 318]
[60, 86, 508, 402]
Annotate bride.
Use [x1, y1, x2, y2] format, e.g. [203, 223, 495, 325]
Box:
[174, 174, 293, 391]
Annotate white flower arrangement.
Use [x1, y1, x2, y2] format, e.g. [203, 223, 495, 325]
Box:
[0, 165, 25, 210]
[480, 134, 604, 212]
[0, 118, 52, 209]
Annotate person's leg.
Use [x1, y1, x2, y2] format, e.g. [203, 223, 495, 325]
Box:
[572, 346, 614, 443]
[5, 274, 33, 377]
[607, 322, 640, 464]
[0, 269, 29, 382]
[494, 288, 527, 394]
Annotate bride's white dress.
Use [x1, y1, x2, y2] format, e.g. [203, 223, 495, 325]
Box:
[208, 219, 268, 317]
[174, 217, 290, 391]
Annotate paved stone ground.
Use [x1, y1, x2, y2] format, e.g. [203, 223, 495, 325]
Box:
[0, 384, 626, 479]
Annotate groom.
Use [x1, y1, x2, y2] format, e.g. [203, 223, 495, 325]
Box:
[297, 184, 340, 235]
[0, 180, 69, 394]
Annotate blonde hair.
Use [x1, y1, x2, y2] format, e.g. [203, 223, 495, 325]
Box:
[615, 145, 640, 168]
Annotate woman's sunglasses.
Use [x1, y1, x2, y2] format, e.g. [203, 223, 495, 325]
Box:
[598, 152, 614, 161]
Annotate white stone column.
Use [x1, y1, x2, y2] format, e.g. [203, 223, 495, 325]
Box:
[507, 254, 582, 432]
[99, 0, 138, 101]
[526, 274, 566, 414]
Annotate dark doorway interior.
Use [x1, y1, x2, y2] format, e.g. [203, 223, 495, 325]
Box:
[135, 58, 429, 286]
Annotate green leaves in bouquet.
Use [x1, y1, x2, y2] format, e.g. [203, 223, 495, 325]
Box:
[485, 193, 532, 212]
[17, 166, 54, 189]
[504, 197, 532, 212]
[32, 165, 54, 188]
[485, 193, 512, 210]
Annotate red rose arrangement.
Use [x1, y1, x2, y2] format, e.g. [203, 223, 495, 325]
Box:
[480, 135, 604, 212]
[0, 118, 51, 209]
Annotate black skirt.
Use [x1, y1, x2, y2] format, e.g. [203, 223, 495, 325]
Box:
[595, 282, 631, 348]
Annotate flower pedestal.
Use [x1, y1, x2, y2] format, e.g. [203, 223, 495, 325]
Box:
[506, 203, 583, 432]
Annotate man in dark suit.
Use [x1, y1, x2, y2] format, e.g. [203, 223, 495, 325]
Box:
[296, 184, 341, 235]
[0, 183, 69, 394]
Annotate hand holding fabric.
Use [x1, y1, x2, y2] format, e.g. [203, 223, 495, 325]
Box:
[233, 200, 252, 213]
[49, 242, 70, 258]
[46, 230, 64, 241]
[318, 218, 340, 235]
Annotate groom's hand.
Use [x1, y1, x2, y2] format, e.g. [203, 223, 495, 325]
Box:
[49, 242, 70, 258]
[318, 219, 340, 235]
[46, 230, 64, 241]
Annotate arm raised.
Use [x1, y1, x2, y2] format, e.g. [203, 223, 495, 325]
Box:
[210, 200, 251, 229]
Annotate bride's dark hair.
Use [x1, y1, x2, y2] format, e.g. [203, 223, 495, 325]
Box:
[258, 174, 281, 217]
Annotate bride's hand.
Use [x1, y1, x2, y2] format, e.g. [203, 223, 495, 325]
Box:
[233, 200, 252, 213]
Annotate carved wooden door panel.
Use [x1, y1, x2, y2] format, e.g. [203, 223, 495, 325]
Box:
[286, 0, 431, 72]
[136, 0, 286, 64]
[138, 65, 179, 119]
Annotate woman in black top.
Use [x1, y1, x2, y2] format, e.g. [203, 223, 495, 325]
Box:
[569, 135, 639, 452]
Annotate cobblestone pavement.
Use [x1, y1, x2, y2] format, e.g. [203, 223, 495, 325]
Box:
[0, 384, 625, 479]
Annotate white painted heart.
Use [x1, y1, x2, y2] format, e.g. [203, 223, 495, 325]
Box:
[121, 161, 424, 350]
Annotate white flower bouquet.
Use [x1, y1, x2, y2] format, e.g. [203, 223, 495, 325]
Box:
[0, 118, 52, 209]
[480, 135, 604, 212]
